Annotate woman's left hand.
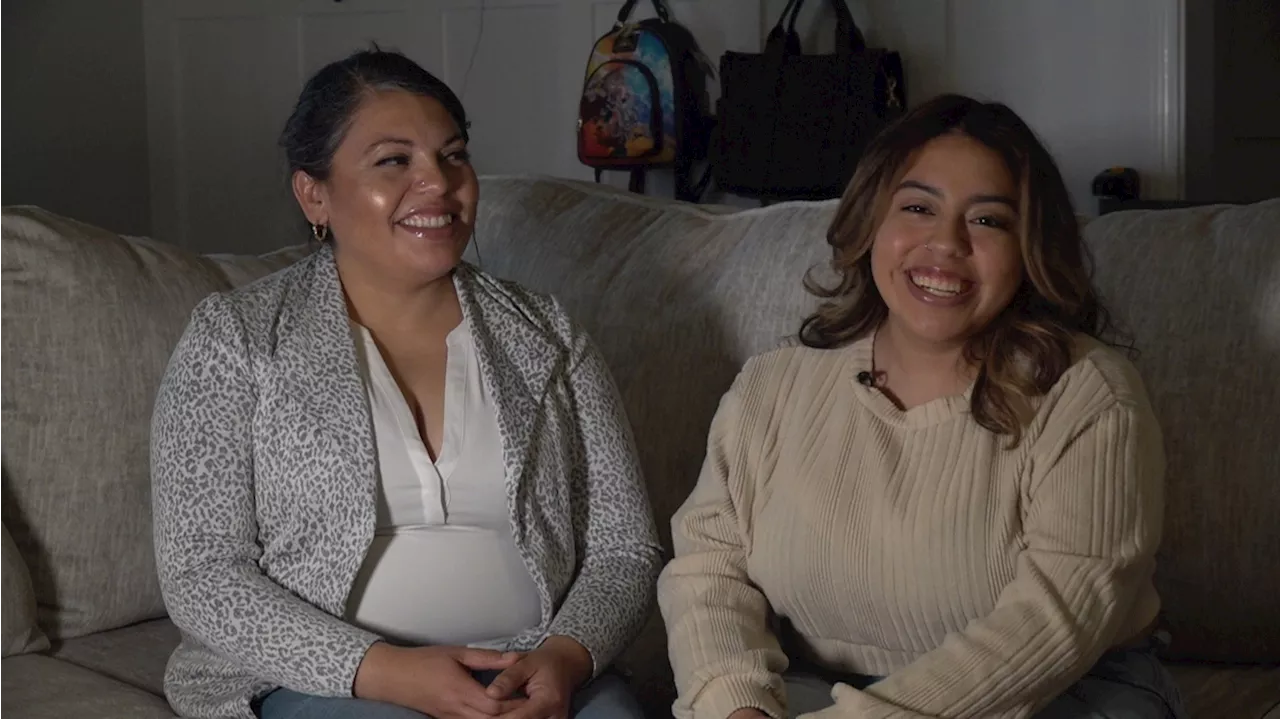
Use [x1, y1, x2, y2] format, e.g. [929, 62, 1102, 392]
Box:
[485, 635, 593, 719]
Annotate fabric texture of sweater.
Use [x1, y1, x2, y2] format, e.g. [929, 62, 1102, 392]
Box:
[658, 334, 1164, 719]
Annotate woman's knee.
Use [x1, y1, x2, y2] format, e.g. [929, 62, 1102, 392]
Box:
[1034, 650, 1186, 719]
[571, 674, 646, 719]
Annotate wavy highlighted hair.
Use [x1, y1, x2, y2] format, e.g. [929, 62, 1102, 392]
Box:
[800, 94, 1117, 445]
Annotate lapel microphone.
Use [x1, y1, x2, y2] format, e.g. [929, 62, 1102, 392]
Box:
[856, 371, 875, 387]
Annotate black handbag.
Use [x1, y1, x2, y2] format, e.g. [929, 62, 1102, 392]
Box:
[712, 0, 905, 201]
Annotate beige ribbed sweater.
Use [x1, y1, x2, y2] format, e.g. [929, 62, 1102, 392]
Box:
[658, 335, 1164, 719]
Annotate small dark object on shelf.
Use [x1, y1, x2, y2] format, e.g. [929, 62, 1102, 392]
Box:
[1092, 166, 1142, 215]
[1092, 166, 1141, 202]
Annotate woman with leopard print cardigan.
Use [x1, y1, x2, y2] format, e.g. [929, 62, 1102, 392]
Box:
[150, 49, 662, 719]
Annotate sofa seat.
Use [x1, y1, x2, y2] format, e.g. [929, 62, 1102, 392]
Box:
[2, 653, 176, 718]
[49, 618, 179, 697]
[1170, 663, 1280, 718]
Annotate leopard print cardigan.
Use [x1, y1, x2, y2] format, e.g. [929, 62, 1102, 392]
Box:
[151, 245, 662, 718]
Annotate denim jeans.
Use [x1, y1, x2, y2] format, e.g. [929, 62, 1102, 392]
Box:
[784, 648, 1186, 719]
[255, 672, 644, 719]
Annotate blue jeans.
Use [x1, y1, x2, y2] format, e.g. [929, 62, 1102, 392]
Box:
[255, 672, 643, 719]
[784, 648, 1186, 719]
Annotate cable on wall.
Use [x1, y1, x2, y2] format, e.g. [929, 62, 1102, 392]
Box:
[458, 0, 486, 100]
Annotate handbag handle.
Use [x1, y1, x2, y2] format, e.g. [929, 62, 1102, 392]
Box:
[615, 0, 670, 25]
[765, 0, 803, 55]
[766, 0, 867, 57]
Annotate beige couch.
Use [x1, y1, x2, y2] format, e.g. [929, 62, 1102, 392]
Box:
[2, 176, 1277, 718]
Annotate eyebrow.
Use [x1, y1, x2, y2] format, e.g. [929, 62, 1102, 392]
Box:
[366, 137, 412, 153]
[365, 133, 466, 154]
[896, 180, 1017, 209]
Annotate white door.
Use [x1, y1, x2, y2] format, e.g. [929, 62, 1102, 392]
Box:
[144, 0, 759, 254]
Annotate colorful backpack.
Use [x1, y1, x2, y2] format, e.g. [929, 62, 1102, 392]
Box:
[577, 0, 713, 202]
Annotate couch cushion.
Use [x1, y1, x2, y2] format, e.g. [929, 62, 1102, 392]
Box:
[1169, 663, 1280, 718]
[1, 523, 49, 656]
[0, 206, 306, 641]
[50, 618, 179, 696]
[475, 177, 833, 541]
[207, 247, 315, 288]
[474, 176, 835, 709]
[1085, 199, 1280, 662]
[1, 653, 176, 718]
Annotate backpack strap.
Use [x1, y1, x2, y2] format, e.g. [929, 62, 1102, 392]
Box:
[616, 0, 670, 24]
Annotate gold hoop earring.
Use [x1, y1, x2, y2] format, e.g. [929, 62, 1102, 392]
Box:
[312, 223, 329, 242]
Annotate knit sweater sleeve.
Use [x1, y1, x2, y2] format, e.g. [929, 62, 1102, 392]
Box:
[804, 399, 1165, 719]
[658, 364, 790, 719]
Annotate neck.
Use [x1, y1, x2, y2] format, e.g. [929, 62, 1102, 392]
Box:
[874, 320, 974, 403]
[335, 255, 462, 341]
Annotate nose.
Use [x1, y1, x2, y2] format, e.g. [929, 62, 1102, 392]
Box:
[927, 216, 972, 257]
[411, 158, 448, 196]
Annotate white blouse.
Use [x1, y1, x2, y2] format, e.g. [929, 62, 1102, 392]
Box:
[344, 316, 543, 648]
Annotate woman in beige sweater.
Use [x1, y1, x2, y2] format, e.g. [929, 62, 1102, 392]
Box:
[658, 95, 1185, 719]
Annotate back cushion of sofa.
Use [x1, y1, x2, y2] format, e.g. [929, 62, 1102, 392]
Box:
[2, 523, 50, 656]
[474, 177, 835, 548]
[0, 206, 305, 640]
[1085, 199, 1280, 662]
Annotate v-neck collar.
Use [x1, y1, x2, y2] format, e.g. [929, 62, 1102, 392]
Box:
[354, 320, 468, 471]
[308, 247, 563, 529]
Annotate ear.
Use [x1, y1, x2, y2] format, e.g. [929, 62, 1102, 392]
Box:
[291, 170, 328, 226]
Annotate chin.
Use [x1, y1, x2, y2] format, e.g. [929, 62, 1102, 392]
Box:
[897, 317, 976, 348]
[395, 246, 465, 280]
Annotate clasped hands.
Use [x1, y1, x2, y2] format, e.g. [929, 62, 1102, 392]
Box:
[355, 635, 593, 719]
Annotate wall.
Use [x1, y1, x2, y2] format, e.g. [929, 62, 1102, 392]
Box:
[139, 0, 762, 253]
[1183, 0, 1280, 203]
[2, 0, 151, 236]
[2, 0, 1186, 246]
[763, 0, 1183, 213]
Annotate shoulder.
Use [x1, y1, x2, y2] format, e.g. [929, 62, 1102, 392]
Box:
[739, 335, 862, 390]
[740, 343, 840, 385]
[459, 263, 583, 353]
[1027, 335, 1161, 453]
[216, 250, 322, 329]
[721, 340, 859, 426]
[463, 263, 564, 319]
[160, 261, 319, 399]
[1045, 336, 1152, 414]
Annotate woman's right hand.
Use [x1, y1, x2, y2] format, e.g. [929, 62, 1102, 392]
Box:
[355, 642, 526, 719]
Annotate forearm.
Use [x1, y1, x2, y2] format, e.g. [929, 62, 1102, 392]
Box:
[537, 635, 595, 689]
[161, 556, 380, 696]
[838, 555, 1149, 718]
[353, 642, 397, 702]
[659, 556, 789, 719]
[554, 324, 665, 671]
[545, 548, 661, 674]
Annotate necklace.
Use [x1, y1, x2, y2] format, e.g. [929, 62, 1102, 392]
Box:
[856, 327, 882, 388]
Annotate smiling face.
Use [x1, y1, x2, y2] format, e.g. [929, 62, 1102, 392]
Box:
[870, 132, 1024, 352]
[292, 88, 478, 287]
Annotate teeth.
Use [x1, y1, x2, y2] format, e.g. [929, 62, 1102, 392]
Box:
[909, 271, 964, 296]
[400, 214, 453, 229]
